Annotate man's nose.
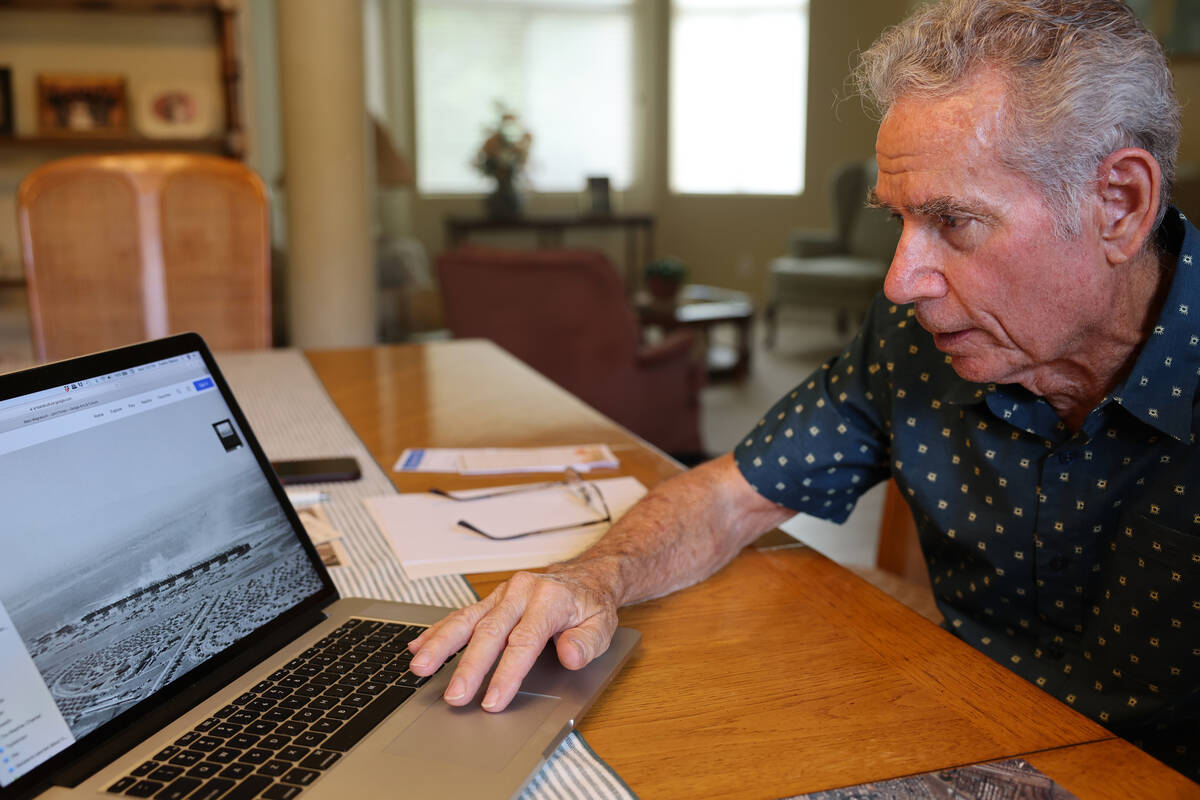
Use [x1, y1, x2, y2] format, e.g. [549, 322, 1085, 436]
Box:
[883, 229, 947, 305]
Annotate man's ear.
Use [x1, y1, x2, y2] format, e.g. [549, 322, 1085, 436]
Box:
[1095, 147, 1161, 264]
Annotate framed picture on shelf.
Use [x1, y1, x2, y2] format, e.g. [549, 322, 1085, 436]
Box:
[133, 81, 218, 140]
[37, 74, 128, 136]
[0, 67, 13, 137]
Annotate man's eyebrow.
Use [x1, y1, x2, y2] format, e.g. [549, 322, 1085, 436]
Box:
[866, 189, 997, 224]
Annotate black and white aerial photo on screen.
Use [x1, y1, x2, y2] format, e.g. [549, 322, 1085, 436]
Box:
[0, 393, 325, 741]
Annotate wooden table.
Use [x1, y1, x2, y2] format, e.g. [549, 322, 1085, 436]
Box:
[305, 340, 1197, 799]
[444, 213, 654, 292]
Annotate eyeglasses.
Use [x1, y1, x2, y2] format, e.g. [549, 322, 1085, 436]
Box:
[428, 469, 612, 540]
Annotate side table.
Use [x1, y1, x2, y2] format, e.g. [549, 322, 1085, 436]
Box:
[636, 284, 754, 382]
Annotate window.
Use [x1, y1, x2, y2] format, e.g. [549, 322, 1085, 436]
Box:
[414, 0, 635, 195]
[669, 0, 808, 195]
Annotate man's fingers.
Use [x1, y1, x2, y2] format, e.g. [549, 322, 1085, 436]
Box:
[478, 582, 590, 711]
[555, 613, 616, 670]
[408, 591, 500, 675]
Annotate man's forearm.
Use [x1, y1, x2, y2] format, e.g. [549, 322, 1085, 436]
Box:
[549, 453, 793, 608]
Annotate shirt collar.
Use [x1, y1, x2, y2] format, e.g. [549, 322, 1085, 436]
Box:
[1108, 207, 1200, 442]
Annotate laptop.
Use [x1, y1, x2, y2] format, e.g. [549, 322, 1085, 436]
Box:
[0, 333, 639, 800]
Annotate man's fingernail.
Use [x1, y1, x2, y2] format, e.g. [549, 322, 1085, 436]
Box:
[482, 688, 500, 709]
[411, 653, 430, 671]
[445, 677, 466, 701]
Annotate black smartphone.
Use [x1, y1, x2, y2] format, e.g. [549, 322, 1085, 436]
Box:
[271, 456, 361, 485]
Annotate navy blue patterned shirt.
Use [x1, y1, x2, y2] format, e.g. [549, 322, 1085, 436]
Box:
[735, 209, 1200, 779]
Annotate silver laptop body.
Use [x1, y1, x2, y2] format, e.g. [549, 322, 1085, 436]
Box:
[0, 334, 638, 800]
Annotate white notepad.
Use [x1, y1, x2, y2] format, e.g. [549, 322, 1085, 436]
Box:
[364, 476, 647, 579]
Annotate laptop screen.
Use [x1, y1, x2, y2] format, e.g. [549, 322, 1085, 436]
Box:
[0, 343, 329, 788]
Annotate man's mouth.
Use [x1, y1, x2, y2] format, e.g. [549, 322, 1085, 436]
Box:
[931, 329, 971, 350]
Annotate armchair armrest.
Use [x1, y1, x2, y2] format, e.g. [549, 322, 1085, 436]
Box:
[635, 329, 698, 368]
[788, 229, 843, 258]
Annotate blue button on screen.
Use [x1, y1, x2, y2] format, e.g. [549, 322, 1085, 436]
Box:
[193, 377, 215, 392]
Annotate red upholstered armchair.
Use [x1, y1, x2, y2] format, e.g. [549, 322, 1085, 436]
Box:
[436, 246, 705, 456]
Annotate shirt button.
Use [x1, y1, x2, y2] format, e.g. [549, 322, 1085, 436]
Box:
[1058, 451, 1076, 464]
[1049, 555, 1069, 571]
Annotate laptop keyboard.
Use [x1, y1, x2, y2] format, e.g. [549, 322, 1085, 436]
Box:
[106, 617, 439, 799]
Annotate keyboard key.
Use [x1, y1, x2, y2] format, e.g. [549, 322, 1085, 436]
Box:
[292, 708, 322, 724]
[322, 685, 352, 699]
[275, 721, 307, 737]
[278, 696, 307, 710]
[325, 706, 356, 721]
[154, 776, 201, 800]
[146, 765, 183, 782]
[396, 671, 429, 688]
[245, 721, 277, 736]
[219, 762, 255, 780]
[238, 748, 273, 765]
[218, 774, 272, 800]
[262, 708, 294, 723]
[293, 732, 325, 749]
[210, 724, 241, 739]
[298, 750, 340, 771]
[257, 760, 291, 778]
[174, 731, 201, 747]
[168, 750, 203, 768]
[322, 685, 415, 753]
[262, 783, 302, 800]
[341, 693, 372, 708]
[125, 779, 164, 798]
[106, 776, 136, 793]
[228, 734, 259, 750]
[194, 717, 220, 733]
[281, 767, 321, 787]
[228, 712, 258, 727]
[307, 697, 336, 711]
[258, 734, 290, 750]
[208, 748, 240, 764]
[189, 778, 234, 800]
[309, 719, 341, 735]
[234, 693, 257, 706]
[191, 737, 224, 753]
[185, 762, 221, 779]
[277, 745, 310, 763]
[213, 705, 240, 719]
[264, 688, 291, 701]
[131, 761, 159, 777]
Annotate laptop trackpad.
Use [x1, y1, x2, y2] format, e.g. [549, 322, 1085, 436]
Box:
[384, 691, 562, 773]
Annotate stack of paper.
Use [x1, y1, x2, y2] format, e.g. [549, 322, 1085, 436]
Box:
[394, 445, 619, 474]
[364, 476, 646, 579]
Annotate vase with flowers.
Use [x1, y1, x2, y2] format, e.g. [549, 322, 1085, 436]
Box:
[475, 102, 532, 219]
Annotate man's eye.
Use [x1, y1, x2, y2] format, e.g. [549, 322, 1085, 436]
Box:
[939, 214, 963, 229]
[889, 212, 904, 228]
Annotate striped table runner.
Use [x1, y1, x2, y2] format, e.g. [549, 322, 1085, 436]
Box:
[217, 349, 637, 800]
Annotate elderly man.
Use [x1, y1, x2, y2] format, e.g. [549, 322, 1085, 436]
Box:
[411, 0, 1199, 778]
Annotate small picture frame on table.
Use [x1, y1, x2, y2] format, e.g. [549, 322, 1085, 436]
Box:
[37, 74, 128, 136]
[586, 175, 612, 215]
[134, 82, 218, 140]
[0, 67, 13, 137]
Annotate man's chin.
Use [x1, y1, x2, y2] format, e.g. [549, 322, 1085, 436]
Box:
[946, 355, 1007, 385]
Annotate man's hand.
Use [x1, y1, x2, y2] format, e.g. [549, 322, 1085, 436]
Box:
[407, 566, 619, 713]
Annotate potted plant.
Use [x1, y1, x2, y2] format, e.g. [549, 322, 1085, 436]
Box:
[644, 256, 688, 302]
[475, 102, 532, 219]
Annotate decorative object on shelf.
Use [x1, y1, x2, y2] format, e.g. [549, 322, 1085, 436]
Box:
[37, 74, 128, 136]
[133, 81, 217, 139]
[0, 67, 12, 137]
[475, 102, 531, 219]
[585, 175, 611, 215]
[644, 256, 688, 303]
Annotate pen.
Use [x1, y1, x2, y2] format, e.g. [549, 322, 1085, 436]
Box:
[286, 490, 330, 507]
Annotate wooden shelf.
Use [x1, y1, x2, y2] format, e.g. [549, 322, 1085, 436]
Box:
[0, 0, 221, 13]
[0, 0, 244, 158]
[0, 135, 227, 152]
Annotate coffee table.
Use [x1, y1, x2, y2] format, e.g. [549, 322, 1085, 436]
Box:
[636, 284, 754, 381]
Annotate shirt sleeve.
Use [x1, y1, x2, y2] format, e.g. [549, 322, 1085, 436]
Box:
[733, 295, 895, 522]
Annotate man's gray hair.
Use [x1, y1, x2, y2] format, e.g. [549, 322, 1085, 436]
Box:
[855, 0, 1180, 237]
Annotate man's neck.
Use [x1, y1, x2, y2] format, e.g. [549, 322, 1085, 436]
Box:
[1028, 248, 1172, 431]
